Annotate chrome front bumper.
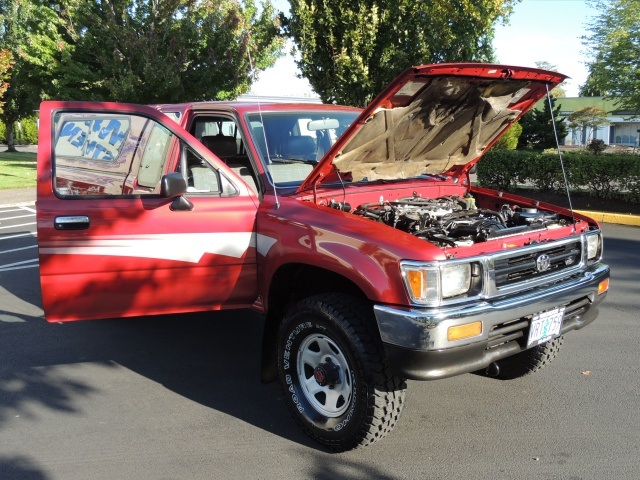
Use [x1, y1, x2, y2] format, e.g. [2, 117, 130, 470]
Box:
[374, 262, 610, 380]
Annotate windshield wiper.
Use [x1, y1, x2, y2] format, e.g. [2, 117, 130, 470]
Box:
[272, 157, 317, 166]
[419, 173, 449, 181]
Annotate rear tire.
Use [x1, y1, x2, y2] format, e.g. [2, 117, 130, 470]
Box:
[491, 336, 564, 380]
[277, 293, 406, 451]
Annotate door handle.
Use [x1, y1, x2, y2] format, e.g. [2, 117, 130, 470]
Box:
[54, 215, 90, 230]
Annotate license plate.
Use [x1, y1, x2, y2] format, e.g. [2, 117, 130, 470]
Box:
[527, 307, 565, 347]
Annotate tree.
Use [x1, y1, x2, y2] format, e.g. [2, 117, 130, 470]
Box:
[583, 0, 640, 112]
[566, 106, 608, 146]
[587, 138, 606, 155]
[535, 61, 566, 98]
[518, 96, 568, 150]
[286, 0, 519, 106]
[579, 66, 610, 97]
[0, 0, 71, 151]
[493, 122, 522, 150]
[0, 1, 284, 151]
[57, 0, 285, 103]
[0, 49, 12, 114]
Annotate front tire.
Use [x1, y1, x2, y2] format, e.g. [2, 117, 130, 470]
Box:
[277, 293, 406, 451]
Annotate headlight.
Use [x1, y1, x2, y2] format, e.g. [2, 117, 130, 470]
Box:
[586, 232, 602, 262]
[401, 262, 473, 305]
[441, 264, 472, 298]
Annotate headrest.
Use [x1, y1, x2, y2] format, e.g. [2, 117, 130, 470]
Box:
[201, 135, 237, 159]
[287, 136, 316, 159]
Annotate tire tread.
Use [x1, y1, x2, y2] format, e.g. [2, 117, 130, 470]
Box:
[278, 292, 406, 451]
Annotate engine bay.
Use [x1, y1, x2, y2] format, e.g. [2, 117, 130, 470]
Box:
[351, 194, 568, 248]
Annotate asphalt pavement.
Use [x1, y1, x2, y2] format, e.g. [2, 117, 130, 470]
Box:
[0, 188, 35, 207]
[1, 216, 638, 479]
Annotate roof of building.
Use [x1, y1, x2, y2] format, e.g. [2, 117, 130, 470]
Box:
[548, 96, 637, 116]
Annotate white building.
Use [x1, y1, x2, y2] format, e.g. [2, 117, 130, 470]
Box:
[557, 97, 640, 147]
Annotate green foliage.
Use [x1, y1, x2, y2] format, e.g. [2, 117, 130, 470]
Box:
[493, 122, 522, 150]
[477, 149, 640, 203]
[579, 70, 609, 97]
[0, 0, 72, 150]
[520, 152, 566, 192]
[0, 151, 36, 189]
[15, 116, 38, 144]
[587, 139, 606, 155]
[477, 150, 567, 192]
[584, 0, 640, 112]
[0, 49, 12, 114]
[621, 163, 640, 203]
[476, 150, 531, 192]
[0, 0, 284, 150]
[567, 153, 630, 198]
[518, 96, 568, 150]
[286, 0, 518, 106]
[0, 116, 37, 144]
[58, 0, 285, 103]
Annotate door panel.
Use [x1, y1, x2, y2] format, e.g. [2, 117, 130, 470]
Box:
[37, 101, 259, 322]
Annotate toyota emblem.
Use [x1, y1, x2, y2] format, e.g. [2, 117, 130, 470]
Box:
[536, 254, 551, 272]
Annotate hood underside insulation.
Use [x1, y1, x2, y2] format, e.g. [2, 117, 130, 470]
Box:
[333, 77, 530, 181]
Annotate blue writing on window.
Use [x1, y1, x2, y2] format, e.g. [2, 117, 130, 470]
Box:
[92, 119, 126, 147]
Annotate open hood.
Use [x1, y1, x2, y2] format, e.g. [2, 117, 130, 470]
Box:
[297, 63, 567, 193]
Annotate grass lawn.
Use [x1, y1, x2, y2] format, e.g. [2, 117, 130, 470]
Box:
[0, 151, 37, 189]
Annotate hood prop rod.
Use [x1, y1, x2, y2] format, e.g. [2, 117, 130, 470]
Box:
[546, 84, 576, 229]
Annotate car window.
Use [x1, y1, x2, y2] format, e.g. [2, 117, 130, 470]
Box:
[245, 110, 359, 187]
[182, 145, 221, 193]
[53, 112, 176, 196]
[138, 122, 173, 188]
[190, 114, 259, 194]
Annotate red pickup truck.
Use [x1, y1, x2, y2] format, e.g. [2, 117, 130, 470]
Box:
[36, 63, 609, 451]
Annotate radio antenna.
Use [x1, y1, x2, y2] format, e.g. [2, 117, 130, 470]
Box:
[247, 46, 280, 209]
[546, 84, 576, 229]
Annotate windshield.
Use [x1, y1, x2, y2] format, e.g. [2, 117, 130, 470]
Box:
[245, 110, 359, 187]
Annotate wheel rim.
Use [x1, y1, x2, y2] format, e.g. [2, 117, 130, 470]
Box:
[297, 333, 353, 418]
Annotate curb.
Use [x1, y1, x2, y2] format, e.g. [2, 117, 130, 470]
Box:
[574, 210, 640, 227]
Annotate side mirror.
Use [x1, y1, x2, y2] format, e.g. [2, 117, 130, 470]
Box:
[161, 172, 187, 198]
[160, 172, 193, 211]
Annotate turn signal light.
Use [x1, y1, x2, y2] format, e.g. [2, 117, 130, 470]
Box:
[406, 270, 425, 299]
[598, 278, 609, 295]
[448, 321, 482, 342]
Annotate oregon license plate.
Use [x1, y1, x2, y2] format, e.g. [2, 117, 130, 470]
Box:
[527, 307, 565, 347]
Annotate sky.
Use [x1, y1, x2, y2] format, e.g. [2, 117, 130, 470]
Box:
[249, 0, 598, 99]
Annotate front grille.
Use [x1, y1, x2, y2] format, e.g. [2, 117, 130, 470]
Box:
[493, 240, 582, 288]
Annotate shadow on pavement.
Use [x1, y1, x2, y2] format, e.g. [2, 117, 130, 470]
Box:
[0, 456, 48, 480]
[0, 307, 317, 449]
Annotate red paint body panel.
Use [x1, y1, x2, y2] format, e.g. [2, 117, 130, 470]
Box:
[254, 196, 419, 308]
[37, 102, 259, 322]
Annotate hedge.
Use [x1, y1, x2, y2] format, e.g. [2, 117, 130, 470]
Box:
[477, 150, 640, 204]
[0, 116, 39, 145]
